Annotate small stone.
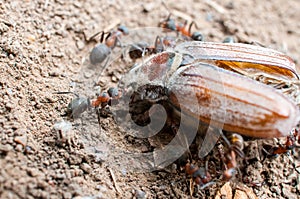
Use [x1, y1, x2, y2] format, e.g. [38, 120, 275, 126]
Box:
[80, 163, 92, 174]
[84, 70, 93, 78]
[142, 2, 156, 12]
[62, 192, 72, 199]
[0, 144, 13, 153]
[5, 102, 15, 111]
[135, 189, 146, 199]
[96, 185, 108, 193]
[76, 40, 85, 50]
[27, 168, 40, 177]
[14, 134, 27, 146]
[270, 186, 281, 195]
[68, 154, 82, 165]
[49, 70, 60, 77]
[111, 75, 117, 82]
[55, 173, 66, 180]
[15, 144, 23, 152]
[282, 186, 297, 199]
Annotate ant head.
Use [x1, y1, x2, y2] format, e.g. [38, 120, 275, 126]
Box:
[118, 25, 129, 35]
[191, 32, 204, 41]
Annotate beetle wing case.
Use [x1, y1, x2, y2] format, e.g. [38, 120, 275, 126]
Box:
[167, 62, 299, 138]
[175, 42, 299, 81]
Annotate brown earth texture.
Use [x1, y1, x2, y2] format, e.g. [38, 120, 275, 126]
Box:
[1, 0, 300, 198]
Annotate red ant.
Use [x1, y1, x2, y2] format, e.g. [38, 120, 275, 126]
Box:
[55, 87, 121, 118]
[88, 25, 129, 65]
[158, 14, 204, 41]
[92, 87, 122, 108]
[264, 128, 299, 157]
[185, 162, 214, 189]
[220, 132, 245, 180]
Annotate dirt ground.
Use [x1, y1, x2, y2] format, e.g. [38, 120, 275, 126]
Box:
[1, 0, 300, 198]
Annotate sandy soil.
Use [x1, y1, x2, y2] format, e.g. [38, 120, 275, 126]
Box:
[0, 0, 299, 198]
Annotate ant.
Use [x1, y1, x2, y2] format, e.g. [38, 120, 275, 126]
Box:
[220, 132, 245, 180]
[128, 36, 176, 60]
[158, 14, 204, 41]
[185, 162, 214, 189]
[88, 25, 129, 65]
[55, 87, 122, 119]
[54, 92, 91, 119]
[91, 87, 122, 108]
[263, 128, 299, 157]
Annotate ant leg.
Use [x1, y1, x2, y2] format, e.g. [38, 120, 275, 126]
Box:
[53, 91, 79, 98]
[85, 31, 106, 43]
[154, 36, 164, 53]
[219, 130, 231, 147]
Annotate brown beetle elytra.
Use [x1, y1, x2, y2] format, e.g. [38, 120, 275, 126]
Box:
[123, 42, 299, 139]
[175, 41, 299, 81]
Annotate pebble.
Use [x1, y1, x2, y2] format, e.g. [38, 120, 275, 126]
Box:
[96, 185, 108, 193]
[55, 173, 66, 180]
[142, 2, 156, 12]
[27, 168, 40, 177]
[270, 186, 281, 195]
[76, 40, 85, 50]
[84, 70, 93, 78]
[282, 186, 297, 199]
[14, 134, 27, 146]
[0, 144, 13, 153]
[111, 75, 117, 82]
[63, 192, 72, 199]
[15, 144, 23, 152]
[68, 154, 82, 165]
[135, 189, 146, 199]
[80, 163, 92, 174]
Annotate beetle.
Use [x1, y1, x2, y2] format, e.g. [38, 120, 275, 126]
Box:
[118, 41, 299, 149]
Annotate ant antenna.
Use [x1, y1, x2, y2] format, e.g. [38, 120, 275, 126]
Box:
[161, 0, 173, 16]
[54, 91, 79, 98]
